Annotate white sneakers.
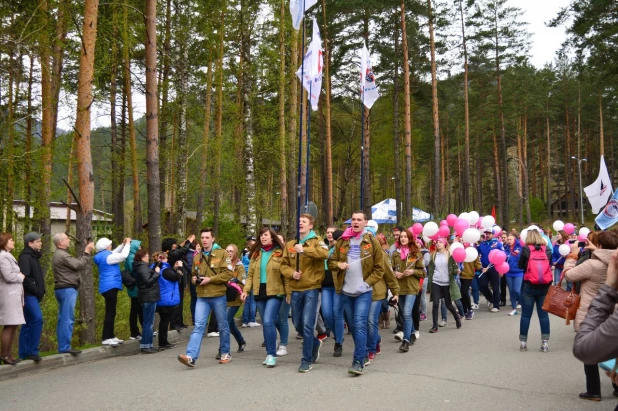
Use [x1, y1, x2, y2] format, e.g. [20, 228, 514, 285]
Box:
[490, 308, 500, 313]
[438, 320, 447, 327]
[471, 303, 479, 310]
[394, 331, 403, 341]
[508, 309, 518, 316]
[516, 304, 522, 309]
[206, 332, 220, 337]
[113, 337, 124, 344]
[276, 345, 288, 356]
[248, 322, 261, 327]
[241, 323, 249, 328]
[102, 339, 118, 347]
[414, 331, 420, 340]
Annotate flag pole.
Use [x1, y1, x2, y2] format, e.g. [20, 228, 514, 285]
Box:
[360, 79, 365, 211]
[296, 3, 306, 272]
[306, 87, 311, 213]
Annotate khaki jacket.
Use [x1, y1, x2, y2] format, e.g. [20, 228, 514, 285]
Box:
[244, 248, 289, 299]
[228, 262, 245, 307]
[392, 250, 426, 295]
[328, 233, 384, 294]
[193, 248, 234, 298]
[461, 257, 481, 280]
[373, 249, 400, 301]
[280, 237, 328, 292]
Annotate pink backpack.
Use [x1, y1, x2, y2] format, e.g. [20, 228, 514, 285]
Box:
[524, 245, 552, 284]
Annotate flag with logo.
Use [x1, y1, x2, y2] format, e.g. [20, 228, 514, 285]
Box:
[295, 18, 322, 112]
[289, 0, 317, 31]
[595, 189, 618, 230]
[584, 156, 613, 214]
[359, 44, 380, 109]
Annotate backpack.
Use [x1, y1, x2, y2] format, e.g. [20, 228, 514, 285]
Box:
[524, 245, 552, 284]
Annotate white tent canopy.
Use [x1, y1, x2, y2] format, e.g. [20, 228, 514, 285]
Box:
[345, 199, 432, 224]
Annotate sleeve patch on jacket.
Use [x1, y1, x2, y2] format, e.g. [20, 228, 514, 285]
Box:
[363, 244, 372, 250]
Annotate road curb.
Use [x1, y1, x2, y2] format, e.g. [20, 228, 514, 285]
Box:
[0, 326, 194, 382]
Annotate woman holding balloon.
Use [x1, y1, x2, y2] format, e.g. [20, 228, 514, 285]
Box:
[504, 232, 523, 316]
[427, 238, 462, 333]
[551, 230, 569, 285]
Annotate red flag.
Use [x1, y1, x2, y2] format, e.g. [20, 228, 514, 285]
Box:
[491, 206, 496, 219]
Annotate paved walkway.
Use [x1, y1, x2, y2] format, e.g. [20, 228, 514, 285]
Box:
[0, 302, 615, 411]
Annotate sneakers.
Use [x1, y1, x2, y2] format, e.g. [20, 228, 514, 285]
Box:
[471, 303, 479, 310]
[159, 343, 177, 350]
[238, 342, 246, 353]
[578, 392, 601, 402]
[488, 302, 494, 310]
[516, 304, 522, 309]
[376, 342, 381, 354]
[540, 340, 549, 353]
[368, 352, 376, 362]
[311, 338, 322, 363]
[130, 335, 142, 340]
[112, 337, 124, 344]
[298, 362, 313, 373]
[317, 333, 328, 341]
[438, 319, 447, 327]
[141, 348, 158, 354]
[153, 331, 158, 336]
[465, 311, 474, 320]
[276, 345, 287, 356]
[249, 322, 261, 327]
[394, 331, 404, 341]
[399, 340, 410, 353]
[520, 341, 527, 352]
[206, 332, 220, 337]
[490, 308, 500, 313]
[102, 339, 118, 347]
[333, 343, 342, 357]
[296, 333, 303, 340]
[177, 354, 195, 367]
[265, 355, 277, 368]
[508, 309, 518, 316]
[348, 360, 363, 375]
[364, 356, 371, 366]
[455, 316, 462, 329]
[219, 353, 232, 364]
[241, 323, 249, 328]
[414, 331, 420, 340]
[420, 313, 427, 321]
[429, 326, 438, 333]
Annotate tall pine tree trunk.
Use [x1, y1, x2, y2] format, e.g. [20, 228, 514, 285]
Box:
[213, 2, 226, 234]
[145, 0, 161, 254]
[110, 8, 123, 243]
[75, 0, 100, 345]
[400, 0, 412, 221]
[494, 11, 508, 228]
[195, 59, 213, 227]
[428, 0, 441, 214]
[278, 0, 288, 234]
[25, 53, 34, 231]
[393, 18, 402, 223]
[159, 0, 172, 228]
[599, 90, 604, 156]
[459, 0, 470, 210]
[546, 104, 552, 221]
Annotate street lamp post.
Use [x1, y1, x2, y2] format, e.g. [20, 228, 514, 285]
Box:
[571, 156, 587, 225]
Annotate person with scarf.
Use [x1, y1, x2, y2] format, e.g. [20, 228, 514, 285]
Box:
[328, 211, 385, 375]
[177, 228, 233, 368]
[281, 214, 329, 373]
[427, 238, 462, 333]
[224, 244, 247, 355]
[391, 229, 425, 351]
[242, 228, 288, 367]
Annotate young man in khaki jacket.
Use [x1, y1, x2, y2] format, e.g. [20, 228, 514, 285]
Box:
[281, 214, 329, 373]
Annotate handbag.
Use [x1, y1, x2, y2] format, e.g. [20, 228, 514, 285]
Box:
[541, 273, 580, 325]
[121, 268, 137, 289]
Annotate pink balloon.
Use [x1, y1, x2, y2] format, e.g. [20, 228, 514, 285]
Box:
[488, 249, 499, 263]
[429, 233, 440, 241]
[446, 214, 458, 227]
[489, 250, 507, 265]
[452, 247, 466, 263]
[412, 223, 423, 235]
[496, 261, 510, 274]
[440, 220, 448, 226]
[564, 223, 575, 235]
[438, 225, 450, 237]
[578, 233, 587, 242]
[454, 218, 469, 236]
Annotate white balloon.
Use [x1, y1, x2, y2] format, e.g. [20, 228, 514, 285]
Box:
[464, 247, 479, 263]
[481, 216, 495, 229]
[422, 222, 439, 237]
[462, 228, 481, 244]
[492, 225, 502, 235]
[520, 228, 529, 243]
[423, 236, 431, 244]
[449, 242, 464, 253]
[553, 220, 564, 232]
[458, 212, 470, 223]
[468, 211, 480, 225]
[579, 227, 590, 237]
[559, 244, 571, 257]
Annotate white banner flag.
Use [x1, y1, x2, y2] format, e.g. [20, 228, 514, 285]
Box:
[295, 18, 323, 112]
[290, 0, 317, 31]
[584, 155, 614, 214]
[360, 44, 380, 109]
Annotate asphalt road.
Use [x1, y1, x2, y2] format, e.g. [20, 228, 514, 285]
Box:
[0, 302, 615, 411]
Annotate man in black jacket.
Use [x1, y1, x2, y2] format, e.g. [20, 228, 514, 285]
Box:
[163, 235, 194, 331]
[18, 232, 45, 362]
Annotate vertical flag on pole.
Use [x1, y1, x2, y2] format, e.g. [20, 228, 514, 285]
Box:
[359, 43, 380, 109]
[584, 155, 613, 214]
[290, 0, 317, 31]
[296, 18, 323, 112]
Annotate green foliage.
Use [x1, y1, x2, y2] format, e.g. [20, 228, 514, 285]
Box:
[529, 196, 546, 223]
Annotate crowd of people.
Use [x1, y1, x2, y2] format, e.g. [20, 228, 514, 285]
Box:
[0, 213, 617, 403]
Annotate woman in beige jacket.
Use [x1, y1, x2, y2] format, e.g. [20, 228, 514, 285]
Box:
[563, 230, 618, 402]
[0, 233, 26, 365]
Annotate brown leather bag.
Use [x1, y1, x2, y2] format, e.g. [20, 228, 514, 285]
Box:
[541, 275, 581, 325]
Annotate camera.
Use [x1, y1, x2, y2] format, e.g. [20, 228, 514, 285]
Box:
[388, 297, 398, 307]
[195, 275, 204, 285]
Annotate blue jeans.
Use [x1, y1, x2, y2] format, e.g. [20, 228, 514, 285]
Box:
[519, 283, 550, 342]
[276, 300, 290, 346]
[553, 267, 563, 285]
[291, 289, 320, 365]
[341, 291, 372, 364]
[440, 298, 464, 319]
[186, 296, 230, 362]
[19, 295, 43, 358]
[506, 276, 523, 309]
[227, 306, 245, 346]
[55, 288, 78, 353]
[256, 298, 282, 357]
[320, 286, 344, 344]
[140, 302, 157, 348]
[367, 300, 382, 354]
[242, 291, 256, 323]
[401, 294, 417, 341]
[420, 280, 428, 313]
[471, 275, 480, 305]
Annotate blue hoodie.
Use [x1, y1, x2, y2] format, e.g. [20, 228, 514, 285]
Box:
[477, 238, 504, 267]
[125, 240, 142, 298]
[504, 242, 524, 277]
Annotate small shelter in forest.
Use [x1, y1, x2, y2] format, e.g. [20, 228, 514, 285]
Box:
[550, 192, 584, 217]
